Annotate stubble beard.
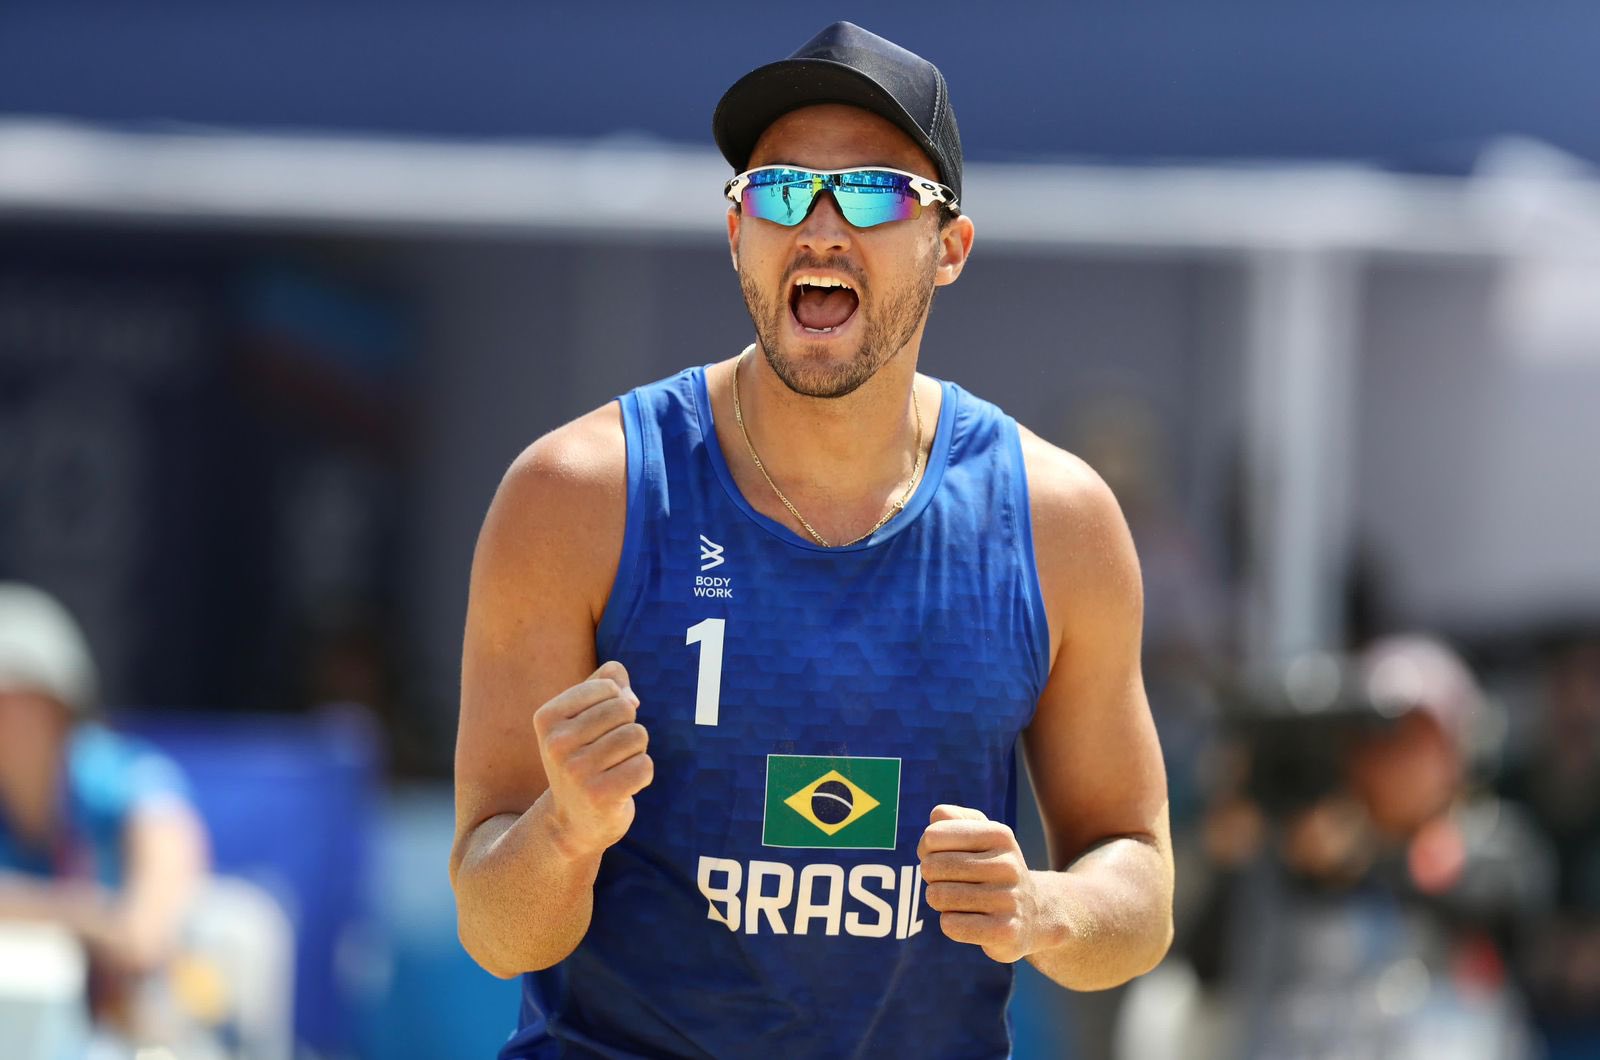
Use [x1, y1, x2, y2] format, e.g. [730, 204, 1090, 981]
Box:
[738, 246, 938, 399]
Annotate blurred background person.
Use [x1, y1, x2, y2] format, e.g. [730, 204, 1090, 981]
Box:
[1127, 636, 1553, 1060]
[0, 582, 210, 1058]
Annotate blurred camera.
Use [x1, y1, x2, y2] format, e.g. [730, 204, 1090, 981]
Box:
[1228, 652, 1394, 818]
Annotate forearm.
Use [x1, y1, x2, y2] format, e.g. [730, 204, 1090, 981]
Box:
[2, 813, 207, 976]
[453, 793, 606, 978]
[0, 872, 112, 938]
[112, 806, 208, 973]
[1023, 836, 1174, 991]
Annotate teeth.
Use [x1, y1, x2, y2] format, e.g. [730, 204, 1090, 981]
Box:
[792, 275, 853, 290]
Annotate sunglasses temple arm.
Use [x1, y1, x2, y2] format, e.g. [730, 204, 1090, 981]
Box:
[910, 179, 957, 210]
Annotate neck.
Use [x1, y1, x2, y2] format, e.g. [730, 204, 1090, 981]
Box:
[751, 350, 920, 483]
[721, 340, 937, 544]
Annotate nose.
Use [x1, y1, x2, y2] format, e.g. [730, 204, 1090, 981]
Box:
[795, 190, 852, 253]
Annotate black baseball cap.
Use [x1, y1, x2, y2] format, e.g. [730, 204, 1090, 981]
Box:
[712, 21, 964, 205]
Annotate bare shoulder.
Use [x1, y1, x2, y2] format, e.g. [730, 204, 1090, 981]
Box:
[1016, 424, 1116, 520]
[456, 400, 629, 830]
[476, 401, 629, 628]
[504, 401, 626, 508]
[1016, 423, 1134, 564]
[1015, 424, 1144, 662]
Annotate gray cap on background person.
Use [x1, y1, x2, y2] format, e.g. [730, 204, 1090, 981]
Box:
[0, 582, 98, 715]
[1359, 634, 1484, 750]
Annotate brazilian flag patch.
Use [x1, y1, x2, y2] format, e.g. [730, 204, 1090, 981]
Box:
[762, 755, 901, 850]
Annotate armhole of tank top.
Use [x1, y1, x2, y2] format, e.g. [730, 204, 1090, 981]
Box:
[595, 390, 647, 650]
[1007, 418, 1053, 698]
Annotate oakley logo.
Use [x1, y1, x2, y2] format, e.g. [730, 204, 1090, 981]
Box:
[699, 535, 726, 571]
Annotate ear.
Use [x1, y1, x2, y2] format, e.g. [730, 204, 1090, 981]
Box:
[933, 213, 976, 288]
[726, 205, 742, 273]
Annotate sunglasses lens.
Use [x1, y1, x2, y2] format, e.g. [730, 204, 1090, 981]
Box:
[833, 171, 923, 228]
[740, 168, 819, 226]
[739, 169, 930, 228]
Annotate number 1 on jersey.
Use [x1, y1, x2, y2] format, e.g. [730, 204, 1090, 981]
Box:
[685, 618, 725, 726]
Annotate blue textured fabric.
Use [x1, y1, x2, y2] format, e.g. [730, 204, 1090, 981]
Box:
[503, 365, 1050, 1059]
[0, 724, 190, 888]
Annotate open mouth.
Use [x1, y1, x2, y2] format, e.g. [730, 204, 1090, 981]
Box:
[788, 274, 860, 335]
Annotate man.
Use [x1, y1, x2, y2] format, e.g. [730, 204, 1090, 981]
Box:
[0, 582, 209, 1050]
[452, 22, 1173, 1058]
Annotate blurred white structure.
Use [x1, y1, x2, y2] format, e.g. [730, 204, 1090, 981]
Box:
[0, 922, 88, 1060]
[0, 880, 292, 1060]
[3, 119, 1598, 683]
[183, 876, 296, 1060]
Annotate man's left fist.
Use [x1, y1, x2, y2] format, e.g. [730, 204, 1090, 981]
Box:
[917, 804, 1040, 963]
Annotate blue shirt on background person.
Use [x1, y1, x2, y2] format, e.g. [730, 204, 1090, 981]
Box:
[0, 581, 210, 1057]
[0, 721, 191, 888]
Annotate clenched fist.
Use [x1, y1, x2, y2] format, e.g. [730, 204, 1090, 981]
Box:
[533, 660, 654, 860]
[918, 804, 1041, 964]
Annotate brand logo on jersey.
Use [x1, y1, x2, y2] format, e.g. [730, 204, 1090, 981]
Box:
[763, 755, 901, 850]
[698, 534, 725, 571]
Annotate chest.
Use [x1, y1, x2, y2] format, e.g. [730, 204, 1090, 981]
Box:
[602, 517, 1038, 782]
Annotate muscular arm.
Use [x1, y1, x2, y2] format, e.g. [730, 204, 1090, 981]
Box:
[919, 428, 1173, 990]
[1019, 429, 1173, 988]
[449, 404, 632, 979]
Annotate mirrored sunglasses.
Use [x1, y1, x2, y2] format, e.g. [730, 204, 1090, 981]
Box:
[724, 165, 958, 229]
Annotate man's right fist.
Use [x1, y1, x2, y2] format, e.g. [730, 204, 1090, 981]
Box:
[534, 660, 653, 860]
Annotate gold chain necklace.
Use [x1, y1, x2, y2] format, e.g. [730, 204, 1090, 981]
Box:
[732, 348, 923, 548]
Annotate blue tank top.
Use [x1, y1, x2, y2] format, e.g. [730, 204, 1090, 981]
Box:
[502, 364, 1050, 1059]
